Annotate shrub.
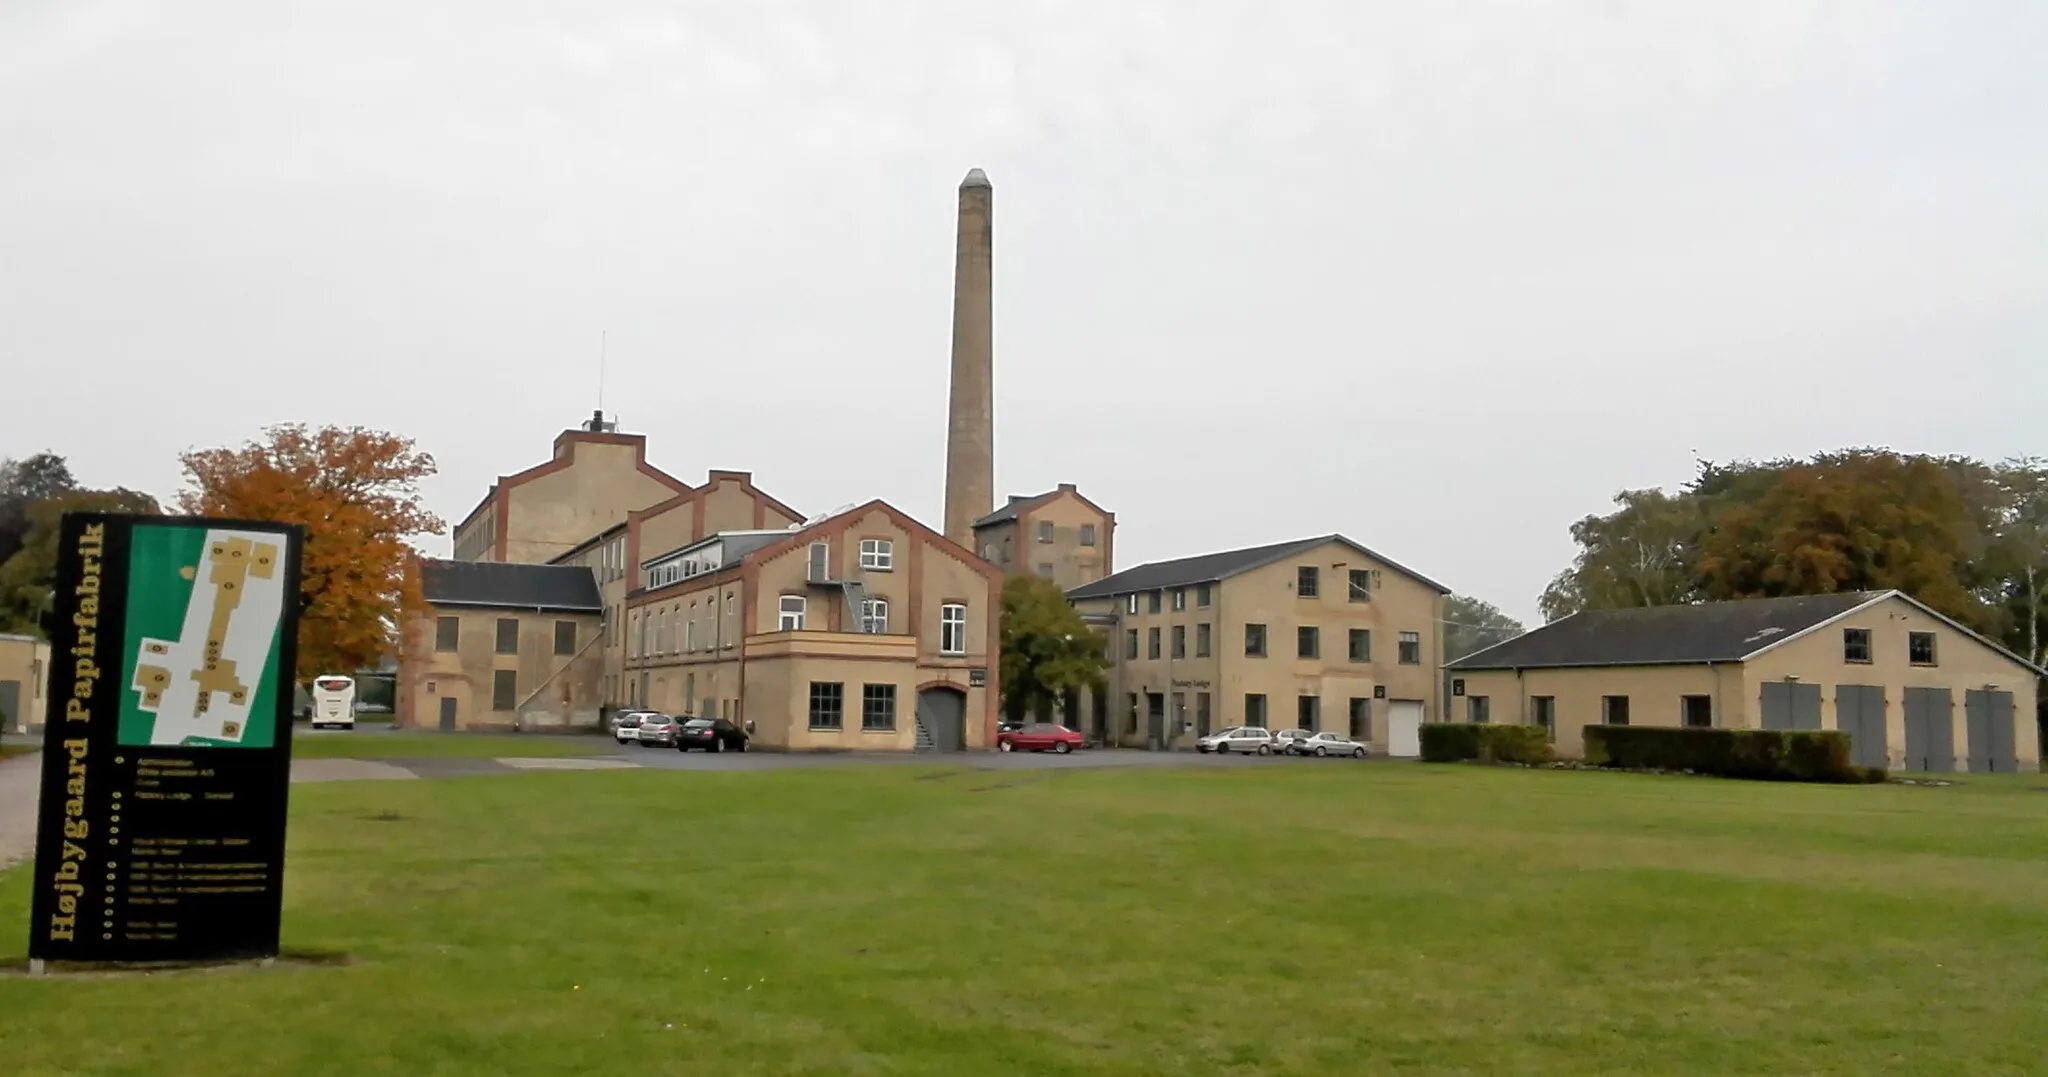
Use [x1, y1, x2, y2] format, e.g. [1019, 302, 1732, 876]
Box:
[1420, 723, 1555, 765]
[1579, 726, 1872, 783]
[1420, 723, 1483, 763]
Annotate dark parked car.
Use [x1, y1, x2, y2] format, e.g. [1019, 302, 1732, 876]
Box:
[675, 716, 750, 753]
[996, 722, 1084, 754]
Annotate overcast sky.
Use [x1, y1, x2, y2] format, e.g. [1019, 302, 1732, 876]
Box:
[4, 1, 2044, 622]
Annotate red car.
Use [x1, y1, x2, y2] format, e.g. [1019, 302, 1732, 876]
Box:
[996, 722, 1084, 754]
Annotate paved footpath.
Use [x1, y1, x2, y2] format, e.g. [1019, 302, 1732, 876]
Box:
[1, 751, 43, 871]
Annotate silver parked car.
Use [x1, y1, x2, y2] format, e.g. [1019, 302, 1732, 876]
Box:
[1197, 726, 1276, 754]
[1292, 731, 1368, 758]
[1269, 729, 1316, 756]
[634, 714, 683, 747]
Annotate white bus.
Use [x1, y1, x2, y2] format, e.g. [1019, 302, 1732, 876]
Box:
[310, 675, 357, 730]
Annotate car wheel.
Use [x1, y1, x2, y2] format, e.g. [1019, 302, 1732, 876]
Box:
[1315, 746, 1328, 757]
[1216, 743, 1229, 754]
[1257, 743, 1270, 755]
[738, 739, 749, 753]
[1353, 747, 1366, 758]
[1054, 741, 1071, 754]
[712, 738, 724, 754]
[998, 740, 1014, 752]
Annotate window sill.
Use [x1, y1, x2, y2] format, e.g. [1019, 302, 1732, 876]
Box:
[860, 727, 898, 734]
[1844, 658, 1873, 664]
[807, 725, 844, 733]
[1909, 661, 1938, 668]
[861, 565, 894, 573]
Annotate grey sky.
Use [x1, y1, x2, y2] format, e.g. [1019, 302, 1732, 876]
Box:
[4, 1, 2043, 623]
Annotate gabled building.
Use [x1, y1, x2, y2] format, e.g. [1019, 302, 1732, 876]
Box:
[397, 560, 608, 731]
[549, 469, 803, 709]
[621, 500, 1002, 751]
[1067, 534, 1449, 756]
[450, 411, 692, 564]
[1, 631, 51, 735]
[971, 484, 1114, 591]
[1445, 590, 2042, 770]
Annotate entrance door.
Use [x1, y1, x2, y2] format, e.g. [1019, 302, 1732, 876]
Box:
[1386, 700, 1424, 758]
[1834, 685, 1888, 769]
[1964, 689, 2018, 773]
[914, 688, 966, 752]
[437, 696, 457, 732]
[1902, 687, 1955, 772]
[1145, 693, 1165, 750]
[0, 680, 20, 734]
[1760, 682, 1822, 731]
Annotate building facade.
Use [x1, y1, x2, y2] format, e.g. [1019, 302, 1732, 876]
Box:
[549, 469, 803, 710]
[397, 561, 607, 731]
[971, 484, 1115, 591]
[450, 412, 691, 564]
[622, 501, 1003, 751]
[1, 632, 50, 735]
[1445, 590, 2042, 771]
[1067, 535, 1449, 756]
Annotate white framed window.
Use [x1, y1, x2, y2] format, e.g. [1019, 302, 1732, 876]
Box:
[1126, 594, 1139, 614]
[684, 614, 695, 652]
[779, 595, 807, 631]
[859, 538, 894, 571]
[940, 603, 967, 655]
[860, 598, 890, 634]
[808, 542, 830, 582]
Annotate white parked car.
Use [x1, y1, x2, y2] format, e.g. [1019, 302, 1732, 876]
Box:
[1291, 731, 1368, 758]
[1197, 726, 1276, 755]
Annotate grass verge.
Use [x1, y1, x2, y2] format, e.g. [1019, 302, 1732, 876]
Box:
[289, 733, 608, 759]
[2, 763, 2044, 1074]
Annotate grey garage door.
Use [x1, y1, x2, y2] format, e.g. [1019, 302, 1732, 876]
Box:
[1833, 685, 1888, 769]
[1902, 687, 1956, 773]
[915, 688, 966, 752]
[1963, 689, 2018, 773]
[1759, 682, 1822, 731]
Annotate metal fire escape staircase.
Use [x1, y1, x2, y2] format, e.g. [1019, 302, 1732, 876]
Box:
[804, 545, 875, 634]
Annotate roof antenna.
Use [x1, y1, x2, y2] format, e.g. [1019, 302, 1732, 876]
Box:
[597, 330, 607, 418]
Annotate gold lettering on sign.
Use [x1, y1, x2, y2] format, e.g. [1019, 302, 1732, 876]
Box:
[47, 523, 104, 943]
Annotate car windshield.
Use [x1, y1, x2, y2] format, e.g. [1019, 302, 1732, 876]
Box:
[684, 718, 715, 729]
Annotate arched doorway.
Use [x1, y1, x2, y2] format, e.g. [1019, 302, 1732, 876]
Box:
[915, 686, 967, 752]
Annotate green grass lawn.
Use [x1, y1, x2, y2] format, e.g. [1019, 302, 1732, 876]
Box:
[288, 732, 609, 759]
[4, 764, 2046, 1076]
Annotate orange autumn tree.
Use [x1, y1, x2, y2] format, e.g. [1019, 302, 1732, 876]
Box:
[179, 424, 443, 685]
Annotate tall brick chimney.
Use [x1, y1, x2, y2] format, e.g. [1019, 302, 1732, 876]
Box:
[943, 168, 994, 547]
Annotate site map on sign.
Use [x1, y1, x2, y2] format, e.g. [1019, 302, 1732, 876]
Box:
[120, 526, 288, 749]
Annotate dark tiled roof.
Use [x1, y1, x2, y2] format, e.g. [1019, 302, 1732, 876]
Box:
[1446, 591, 1887, 670]
[421, 559, 602, 612]
[1066, 535, 1449, 600]
[973, 493, 1043, 528]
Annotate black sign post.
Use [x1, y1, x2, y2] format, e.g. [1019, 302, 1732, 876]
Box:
[26, 513, 304, 969]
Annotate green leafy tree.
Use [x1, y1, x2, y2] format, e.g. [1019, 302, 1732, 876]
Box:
[0, 452, 78, 567]
[1538, 489, 1703, 621]
[1443, 594, 1524, 661]
[1694, 450, 1986, 625]
[1982, 457, 2048, 671]
[998, 574, 1109, 724]
[0, 487, 160, 635]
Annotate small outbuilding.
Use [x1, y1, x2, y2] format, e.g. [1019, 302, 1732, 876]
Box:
[1444, 590, 2041, 772]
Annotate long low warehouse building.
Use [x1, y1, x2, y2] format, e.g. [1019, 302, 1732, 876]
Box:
[1444, 590, 2040, 772]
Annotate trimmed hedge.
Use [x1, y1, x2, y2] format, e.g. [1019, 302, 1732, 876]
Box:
[1419, 723, 1555, 765]
[1581, 726, 1884, 783]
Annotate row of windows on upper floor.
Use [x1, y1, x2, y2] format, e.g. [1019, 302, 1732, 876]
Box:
[1117, 623, 1423, 664]
[983, 522, 1098, 563]
[646, 538, 897, 591]
[435, 616, 580, 658]
[1843, 627, 1941, 666]
[626, 593, 973, 658]
[1114, 566, 1381, 615]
